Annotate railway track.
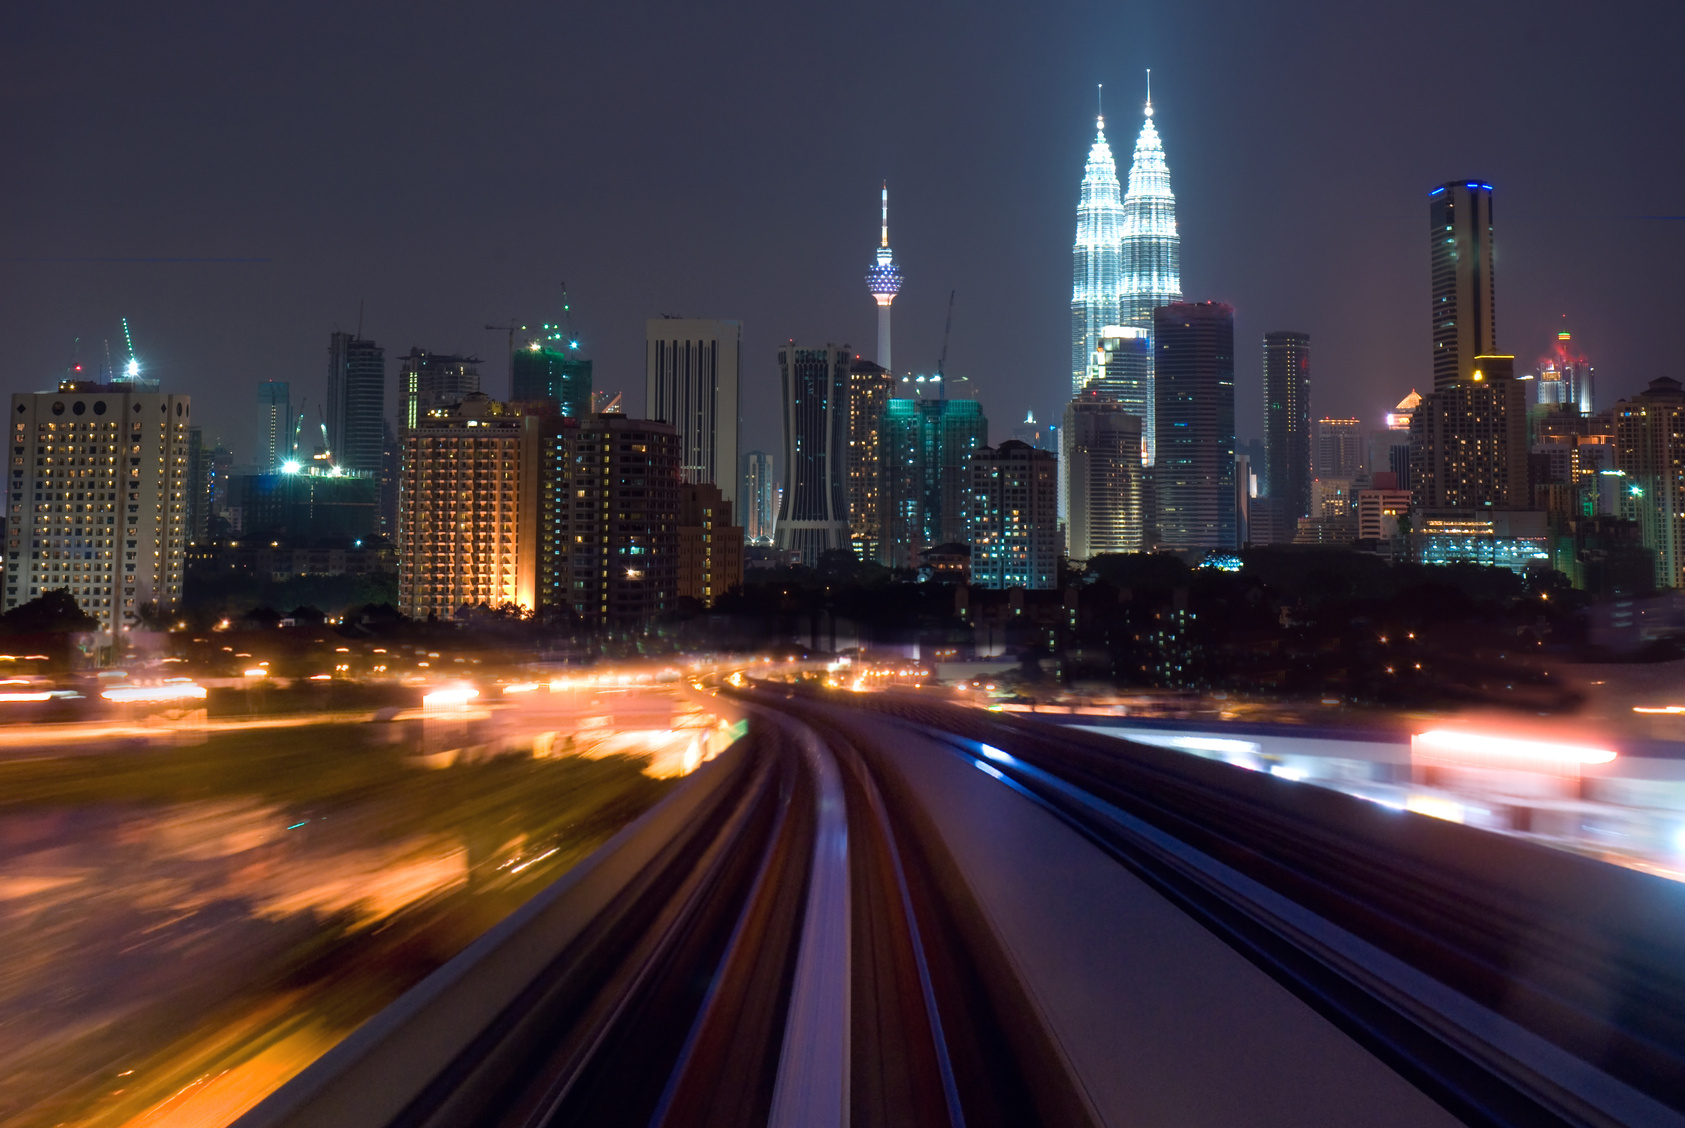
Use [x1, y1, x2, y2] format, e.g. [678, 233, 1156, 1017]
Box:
[236, 686, 1685, 1128]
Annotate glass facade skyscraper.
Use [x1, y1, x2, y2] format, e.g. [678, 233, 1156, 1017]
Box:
[327, 331, 386, 474]
[1070, 91, 1179, 460]
[1154, 301, 1235, 550]
[1430, 181, 1495, 391]
[776, 342, 851, 562]
[1071, 115, 1125, 396]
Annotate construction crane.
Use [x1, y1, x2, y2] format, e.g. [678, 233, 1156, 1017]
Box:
[121, 317, 139, 380]
[935, 289, 955, 398]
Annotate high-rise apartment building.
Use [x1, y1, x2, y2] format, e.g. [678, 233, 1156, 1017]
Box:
[1085, 326, 1153, 465]
[257, 381, 290, 470]
[740, 450, 776, 546]
[1262, 332, 1310, 520]
[645, 318, 742, 510]
[398, 394, 539, 619]
[1613, 377, 1685, 589]
[677, 482, 743, 608]
[1410, 356, 1528, 509]
[846, 359, 896, 561]
[5, 382, 191, 639]
[511, 338, 592, 419]
[880, 397, 988, 568]
[1430, 181, 1496, 391]
[1314, 416, 1364, 478]
[865, 185, 904, 371]
[1154, 302, 1236, 550]
[538, 413, 680, 628]
[1063, 395, 1144, 559]
[328, 332, 385, 475]
[399, 349, 480, 432]
[970, 440, 1058, 590]
[1072, 113, 1125, 395]
[186, 427, 210, 543]
[776, 342, 851, 562]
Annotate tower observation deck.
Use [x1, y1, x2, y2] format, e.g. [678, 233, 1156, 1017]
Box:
[865, 183, 904, 372]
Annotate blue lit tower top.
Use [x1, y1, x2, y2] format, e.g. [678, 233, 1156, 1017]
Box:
[1119, 79, 1181, 330]
[865, 182, 904, 371]
[1071, 96, 1125, 395]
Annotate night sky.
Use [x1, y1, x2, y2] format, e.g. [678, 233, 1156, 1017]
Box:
[3, 1, 1681, 469]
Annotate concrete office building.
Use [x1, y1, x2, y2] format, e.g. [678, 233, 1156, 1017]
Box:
[399, 349, 480, 432]
[1063, 395, 1145, 559]
[1314, 417, 1365, 479]
[5, 382, 192, 640]
[645, 318, 742, 510]
[677, 482, 744, 607]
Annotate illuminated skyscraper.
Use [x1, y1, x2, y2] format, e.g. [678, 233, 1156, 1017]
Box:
[1071, 108, 1124, 395]
[1262, 332, 1310, 520]
[512, 334, 592, 419]
[846, 358, 896, 561]
[1430, 181, 1496, 391]
[865, 184, 904, 371]
[1085, 325, 1153, 463]
[1118, 83, 1181, 463]
[739, 450, 776, 546]
[880, 397, 988, 569]
[1154, 301, 1235, 550]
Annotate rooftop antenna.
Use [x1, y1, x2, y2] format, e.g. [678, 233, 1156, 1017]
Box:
[935, 288, 955, 399]
[1146, 69, 1152, 116]
[1097, 82, 1103, 125]
[356, 299, 365, 339]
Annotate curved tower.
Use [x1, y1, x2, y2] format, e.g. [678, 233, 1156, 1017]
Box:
[1071, 111, 1124, 395]
[1120, 82, 1180, 464]
[865, 183, 904, 371]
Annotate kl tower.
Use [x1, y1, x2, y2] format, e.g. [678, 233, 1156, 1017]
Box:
[865, 182, 904, 371]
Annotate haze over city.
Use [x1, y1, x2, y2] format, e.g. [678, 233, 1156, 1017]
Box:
[4, 0, 1682, 460]
[3, 4, 1685, 1127]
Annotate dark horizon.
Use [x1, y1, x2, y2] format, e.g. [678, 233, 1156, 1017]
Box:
[2, 0, 1680, 468]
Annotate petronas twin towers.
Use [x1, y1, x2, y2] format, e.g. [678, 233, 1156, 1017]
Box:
[1071, 82, 1181, 464]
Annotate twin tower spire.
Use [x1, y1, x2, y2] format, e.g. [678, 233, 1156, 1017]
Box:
[1071, 74, 1181, 460]
[863, 78, 1178, 409]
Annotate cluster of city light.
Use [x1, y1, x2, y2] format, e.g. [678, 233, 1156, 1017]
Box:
[102, 682, 208, 703]
[422, 685, 480, 708]
[1411, 729, 1616, 770]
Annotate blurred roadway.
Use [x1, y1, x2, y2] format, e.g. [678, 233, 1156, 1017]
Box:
[237, 684, 1685, 1128]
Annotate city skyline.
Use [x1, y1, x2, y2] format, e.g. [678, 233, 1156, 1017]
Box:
[2, 3, 1676, 474]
